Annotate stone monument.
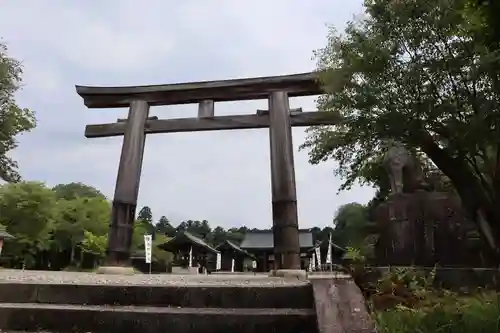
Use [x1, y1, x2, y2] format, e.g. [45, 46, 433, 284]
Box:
[373, 142, 490, 267]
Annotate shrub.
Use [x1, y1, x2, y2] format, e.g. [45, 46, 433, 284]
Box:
[375, 292, 500, 333]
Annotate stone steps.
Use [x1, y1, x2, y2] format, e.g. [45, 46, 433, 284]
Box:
[0, 281, 316, 333]
[0, 303, 317, 333]
[0, 282, 314, 308]
[0, 272, 376, 333]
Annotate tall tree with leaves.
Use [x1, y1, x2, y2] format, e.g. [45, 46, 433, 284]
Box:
[0, 181, 56, 267]
[52, 182, 106, 200]
[137, 206, 153, 225]
[0, 43, 36, 182]
[156, 216, 175, 237]
[301, 0, 500, 256]
[332, 203, 370, 248]
[53, 196, 110, 266]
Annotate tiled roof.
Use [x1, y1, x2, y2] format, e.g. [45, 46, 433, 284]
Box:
[216, 240, 256, 259]
[240, 231, 314, 249]
[158, 231, 219, 254]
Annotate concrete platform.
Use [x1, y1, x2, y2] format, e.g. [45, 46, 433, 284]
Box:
[0, 269, 309, 286]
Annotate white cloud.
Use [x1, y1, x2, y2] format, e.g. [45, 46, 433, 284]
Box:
[1, 0, 374, 229]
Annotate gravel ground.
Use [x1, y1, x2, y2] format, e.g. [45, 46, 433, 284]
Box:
[0, 269, 315, 287]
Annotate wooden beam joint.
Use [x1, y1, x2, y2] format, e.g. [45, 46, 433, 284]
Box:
[256, 107, 303, 116]
[198, 100, 215, 118]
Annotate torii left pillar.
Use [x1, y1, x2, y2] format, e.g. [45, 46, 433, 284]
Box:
[97, 100, 150, 274]
[268, 91, 302, 275]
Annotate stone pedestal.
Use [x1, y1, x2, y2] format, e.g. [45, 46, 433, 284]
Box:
[374, 191, 484, 267]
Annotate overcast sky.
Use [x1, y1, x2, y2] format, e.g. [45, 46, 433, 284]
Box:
[0, 0, 374, 229]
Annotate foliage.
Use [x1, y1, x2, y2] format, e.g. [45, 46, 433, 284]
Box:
[0, 181, 56, 266]
[332, 203, 371, 249]
[52, 182, 106, 201]
[156, 215, 175, 237]
[342, 246, 365, 261]
[0, 181, 344, 271]
[302, 0, 500, 252]
[463, 0, 500, 50]
[80, 231, 107, 257]
[151, 234, 173, 265]
[0, 42, 37, 182]
[348, 265, 498, 333]
[0, 181, 111, 269]
[52, 196, 110, 264]
[370, 267, 437, 311]
[137, 206, 153, 225]
[132, 219, 153, 251]
[375, 292, 500, 333]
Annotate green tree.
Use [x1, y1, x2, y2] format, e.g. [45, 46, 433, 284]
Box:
[156, 216, 175, 237]
[52, 182, 106, 200]
[332, 203, 370, 248]
[137, 206, 153, 225]
[131, 219, 152, 251]
[0, 43, 37, 182]
[80, 231, 107, 258]
[176, 220, 211, 238]
[152, 234, 173, 265]
[301, 0, 500, 254]
[53, 196, 110, 265]
[464, 0, 500, 48]
[211, 226, 227, 245]
[225, 227, 246, 244]
[0, 181, 56, 267]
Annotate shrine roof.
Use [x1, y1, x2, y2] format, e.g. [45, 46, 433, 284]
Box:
[158, 231, 219, 254]
[215, 240, 256, 259]
[240, 230, 314, 250]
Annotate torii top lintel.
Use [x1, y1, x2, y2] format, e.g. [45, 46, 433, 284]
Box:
[75, 71, 324, 108]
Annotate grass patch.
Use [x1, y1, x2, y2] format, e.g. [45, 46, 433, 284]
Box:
[341, 259, 500, 333]
[375, 292, 500, 333]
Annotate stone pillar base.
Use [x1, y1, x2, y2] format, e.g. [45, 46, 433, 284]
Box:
[96, 266, 136, 275]
[269, 269, 307, 280]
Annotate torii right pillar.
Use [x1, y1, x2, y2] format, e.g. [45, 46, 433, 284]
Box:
[268, 91, 301, 270]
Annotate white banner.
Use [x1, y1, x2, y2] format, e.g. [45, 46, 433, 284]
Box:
[252, 260, 257, 269]
[144, 234, 152, 264]
[231, 258, 235, 272]
[326, 233, 332, 264]
[188, 246, 193, 267]
[315, 246, 321, 268]
[309, 252, 316, 271]
[216, 253, 221, 270]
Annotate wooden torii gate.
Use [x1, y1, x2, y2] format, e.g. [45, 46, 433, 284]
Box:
[76, 72, 338, 271]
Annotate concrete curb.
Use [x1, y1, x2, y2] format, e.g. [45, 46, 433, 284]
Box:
[269, 269, 307, 280]
[96, 266, 135, 275]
